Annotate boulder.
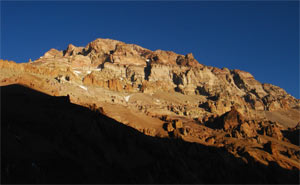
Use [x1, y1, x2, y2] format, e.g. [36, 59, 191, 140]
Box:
[221, 106, 244, 131]
[166, 122, 175, 132]
[264, 124, 283, 141]
[174, 119, 183, 129]
[238, 122, 257, 138]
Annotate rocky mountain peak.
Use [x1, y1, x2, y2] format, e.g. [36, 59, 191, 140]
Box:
[41, 38, 204, 68]
[10, 38, 300, 116]
[1, 38, 300, 184]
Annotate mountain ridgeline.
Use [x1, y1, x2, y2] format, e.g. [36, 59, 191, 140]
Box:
[1, 38, 299, 183]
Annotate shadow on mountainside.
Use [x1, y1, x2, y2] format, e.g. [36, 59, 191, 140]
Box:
[1, 84, 299, 184]
[282, 129, 300, 146]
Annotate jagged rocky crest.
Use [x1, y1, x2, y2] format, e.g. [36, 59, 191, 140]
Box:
[36, 38, 299, 113]
[1, 38, 299, 183]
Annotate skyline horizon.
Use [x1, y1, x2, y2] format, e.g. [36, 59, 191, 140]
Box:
[1, 1, 299, 98]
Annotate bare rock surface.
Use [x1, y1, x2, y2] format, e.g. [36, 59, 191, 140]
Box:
[1, 38, 299, 183]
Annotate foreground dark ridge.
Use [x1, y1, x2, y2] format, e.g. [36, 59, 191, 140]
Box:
[1, 85, 299, 184]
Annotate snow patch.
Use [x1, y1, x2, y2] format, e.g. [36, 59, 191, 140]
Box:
[79, 85, 87, 91]
[74, 71, 81, 75]
[124, 95, 131, 102]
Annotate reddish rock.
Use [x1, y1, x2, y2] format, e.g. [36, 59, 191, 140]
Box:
[221, 107, 244, 131]
[263, 124, 283, 141]
[238, 122, 257, 138]
[176, 53, 202, 67]
[173, 119, 183, 129]
[44, 48, 63, 58]
[166, 122, 175, 132]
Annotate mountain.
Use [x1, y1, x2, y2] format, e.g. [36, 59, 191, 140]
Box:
[1, 38, 299, 183]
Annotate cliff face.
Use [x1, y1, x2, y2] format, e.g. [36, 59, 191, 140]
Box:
[13, 38, 297, 116]
[1, 38, 300, 183]
[1, 38, 299, 131]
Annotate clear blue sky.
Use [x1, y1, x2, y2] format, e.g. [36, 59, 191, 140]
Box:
[1, 1, 299, 98]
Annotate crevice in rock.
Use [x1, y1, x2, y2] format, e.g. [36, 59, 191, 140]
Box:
[144, 61, 151, 81]
[195, 86, 210, 96]
[172, 73, 183, 92]
[231, 71, 246, 91]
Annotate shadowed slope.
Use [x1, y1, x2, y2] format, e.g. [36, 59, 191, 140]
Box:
[1, 85, 299, 184]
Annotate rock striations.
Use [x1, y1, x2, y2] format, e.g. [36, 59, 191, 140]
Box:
[41, 39, 299, 113]
[1, 38, 299, 184]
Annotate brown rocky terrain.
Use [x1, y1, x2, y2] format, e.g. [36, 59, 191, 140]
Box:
[1, 38, 299, 184]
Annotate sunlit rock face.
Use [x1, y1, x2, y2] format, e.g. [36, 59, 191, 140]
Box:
[0, 38, 299, 121]
[1, 38, 300, 184]
[1, 38, 299, 120]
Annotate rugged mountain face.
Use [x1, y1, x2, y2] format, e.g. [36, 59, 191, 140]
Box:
[1, 39, 299, 118]
[45, 39, 298, 112]
[1, 38, 299, 183]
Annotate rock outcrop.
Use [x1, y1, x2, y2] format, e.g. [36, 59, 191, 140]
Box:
[1, 38, 299, 184]
[6, 38, 296, 116]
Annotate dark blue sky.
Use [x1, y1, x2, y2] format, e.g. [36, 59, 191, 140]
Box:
[1, 1, 299, 98]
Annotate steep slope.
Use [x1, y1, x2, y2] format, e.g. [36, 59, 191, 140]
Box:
[1, 38, 298, 123]
[36, 38, 299, 114]
[1, 38, 300, 184]
[1, 84, 299, 184]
